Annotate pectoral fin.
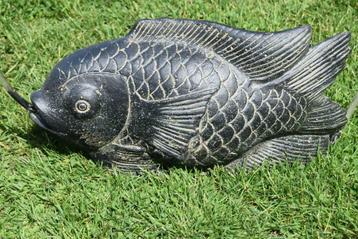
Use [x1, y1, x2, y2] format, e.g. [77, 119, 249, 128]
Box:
[91, 143, 160, 172]
[131, 88, 216, 159]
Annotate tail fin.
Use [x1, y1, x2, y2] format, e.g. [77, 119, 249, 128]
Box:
[278, 32, 351, 135]
[300, 96, 347, 134]
[278, 32, 351, 100]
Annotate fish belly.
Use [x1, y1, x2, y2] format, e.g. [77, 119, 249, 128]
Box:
[187, 80, 308, 167]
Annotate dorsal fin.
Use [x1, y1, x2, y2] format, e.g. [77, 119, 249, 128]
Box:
[128, 18, 312, 82]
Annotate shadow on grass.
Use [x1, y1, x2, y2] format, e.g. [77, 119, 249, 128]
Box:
[7, 124, 221, 174]
[26, 126, 79, 155]
[7, 124, 173, 172]
[5, 124, 315, 176]
[4, 124, 85, 159]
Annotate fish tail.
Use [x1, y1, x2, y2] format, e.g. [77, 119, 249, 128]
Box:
[280, 32, 351, 100]
[278, 32, 352, 136]
[300, 96, 347, 136]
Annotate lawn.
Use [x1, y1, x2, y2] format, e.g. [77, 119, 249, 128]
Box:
[0, 0, 357, 238]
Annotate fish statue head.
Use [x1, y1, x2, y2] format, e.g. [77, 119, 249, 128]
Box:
[1, 57, 130, 149]
[32, 70, 129, 148]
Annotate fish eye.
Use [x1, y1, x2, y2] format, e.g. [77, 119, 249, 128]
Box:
[63, 83, 101, 118]
[74, 100, 91, 114]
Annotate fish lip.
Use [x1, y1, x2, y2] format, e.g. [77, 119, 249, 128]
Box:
[29, 112, 67, 137]
[30, 90, 67, 137]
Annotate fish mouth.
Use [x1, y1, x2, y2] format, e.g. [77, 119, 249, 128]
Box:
[29, 112, 67, 137]
[1, 73, 67, 137]
[29, 90, 68, 137]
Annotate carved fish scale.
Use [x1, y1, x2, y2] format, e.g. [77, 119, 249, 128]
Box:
[52, 40, 221, 97]
[191, 87, 308, 166]
[125, 41, 222, 100]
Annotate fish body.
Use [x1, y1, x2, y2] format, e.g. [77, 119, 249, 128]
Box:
[6, 19, 352, 171]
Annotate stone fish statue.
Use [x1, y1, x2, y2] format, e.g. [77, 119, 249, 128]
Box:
[1, 19, 354, 171]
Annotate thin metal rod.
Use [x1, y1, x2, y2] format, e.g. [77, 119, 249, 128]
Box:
[347, 91, 358, 120]
[0, 72, 34, 112]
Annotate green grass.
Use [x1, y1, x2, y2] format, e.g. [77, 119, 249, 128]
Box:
[0, 0, 357, 238]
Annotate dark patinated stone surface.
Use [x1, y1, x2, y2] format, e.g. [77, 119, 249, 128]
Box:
[1, 19, 352, 171]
